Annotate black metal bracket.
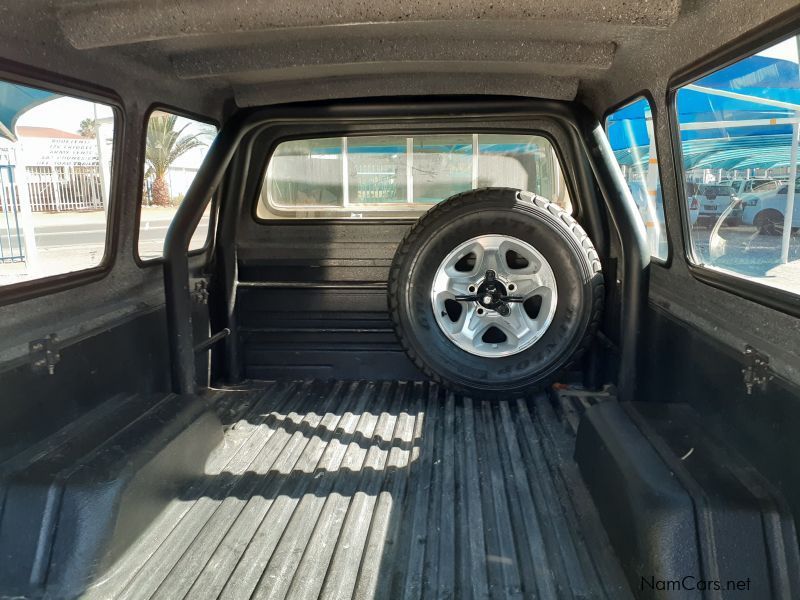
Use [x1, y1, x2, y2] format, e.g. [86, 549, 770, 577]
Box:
[191, 279, 209, 305]
[742, 345, 772, 395]
[29, 334, 60, 375]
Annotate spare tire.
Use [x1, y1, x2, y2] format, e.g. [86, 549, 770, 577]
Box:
[389, 187, 603, 397]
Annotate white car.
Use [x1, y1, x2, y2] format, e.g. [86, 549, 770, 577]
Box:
[685, 181, 700, 225]
[721, 178, 779, 197]
[741, 179, 800, 235]
[696, 184, 741, 225]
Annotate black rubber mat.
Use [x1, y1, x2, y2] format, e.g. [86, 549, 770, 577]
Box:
[85, 380, 631, 600]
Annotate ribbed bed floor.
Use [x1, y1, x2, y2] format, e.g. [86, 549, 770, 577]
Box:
[86, 380, 632, 600]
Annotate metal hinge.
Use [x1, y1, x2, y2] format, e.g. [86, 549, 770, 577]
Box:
[191, 279, 209, 305]
[742, 345, 772, 395]
[30, 334, 60, 375]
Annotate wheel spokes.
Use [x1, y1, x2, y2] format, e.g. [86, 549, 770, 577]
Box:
[430, 234, 558, 357]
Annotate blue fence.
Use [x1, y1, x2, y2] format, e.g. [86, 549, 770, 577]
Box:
[0, 164, 24, 263]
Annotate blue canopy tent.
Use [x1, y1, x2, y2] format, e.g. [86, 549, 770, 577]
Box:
[607, 53, 800, 172]
[608, 46, 800, 264]
[0, 81, 57, 141]
[613, 134, 800, 171]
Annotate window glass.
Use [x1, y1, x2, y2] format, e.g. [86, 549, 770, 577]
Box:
[605, 98, 668, 260]
[267, 137, 343, 213]
[258, 133, 571, 219]
[675, 34, 800, 296]
[753, 180, 779, 193]
[0, 80, 115, 287]
[138, 111, 217, 260]
[348, 135, 408, 205]
[412, 134, 473, 203]
[478, 134, 571, 210]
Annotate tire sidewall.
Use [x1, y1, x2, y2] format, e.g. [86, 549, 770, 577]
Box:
[393, 190, 598, 394]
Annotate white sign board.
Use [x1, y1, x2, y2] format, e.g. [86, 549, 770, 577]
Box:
[20, 137, 98, 167]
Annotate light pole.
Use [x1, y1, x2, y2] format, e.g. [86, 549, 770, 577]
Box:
[93, 105, 113, 217]
[782, 118, 797, 264]
[783, 34, 800, 264]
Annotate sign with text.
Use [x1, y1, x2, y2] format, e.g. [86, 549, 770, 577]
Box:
[20, 137, 98, 167]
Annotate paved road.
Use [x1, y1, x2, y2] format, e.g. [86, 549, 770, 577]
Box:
[1, 215, 210, 253]
[693, 225, 799, 270]
[687, 224, 800, 294]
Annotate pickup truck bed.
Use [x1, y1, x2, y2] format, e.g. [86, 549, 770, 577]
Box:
[84, 380, 631, 600]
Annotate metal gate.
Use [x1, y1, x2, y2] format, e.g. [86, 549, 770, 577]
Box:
[0, 164, 25, 263]
[26, 165, 104, 212]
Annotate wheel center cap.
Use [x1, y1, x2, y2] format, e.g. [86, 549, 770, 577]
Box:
[476, 270, 507, 309]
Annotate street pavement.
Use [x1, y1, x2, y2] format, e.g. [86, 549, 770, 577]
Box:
[1, 209, 209, 253]
[690, 223, 800, 294]
[0, 209, 210, 284]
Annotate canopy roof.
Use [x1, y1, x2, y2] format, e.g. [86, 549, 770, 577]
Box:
[0, 82, 58, 141]
[614, 133, 800, 171]
[608, 52, 800, 171]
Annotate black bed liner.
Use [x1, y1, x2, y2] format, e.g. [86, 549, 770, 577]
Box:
[84, 380, 631, 600]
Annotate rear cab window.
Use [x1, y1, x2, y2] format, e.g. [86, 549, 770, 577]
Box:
[0, 79, 116, 287]
[674, 34, 800, 297]
[605, 97, 668, 261]
[257, 133, 572, 219]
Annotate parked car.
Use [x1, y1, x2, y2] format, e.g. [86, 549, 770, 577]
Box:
[697, 184, 741, 225]
[685, 181, 700, 225]
[721, 178, 780, 197]
[741, 178, 800, 235]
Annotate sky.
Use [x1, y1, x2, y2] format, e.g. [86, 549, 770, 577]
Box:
[757, 35, 799, 64]
[16, 96, 213, 137]
[17, 96, 115, 133]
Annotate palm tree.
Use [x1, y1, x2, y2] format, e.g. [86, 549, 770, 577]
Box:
[78, 118, 97, 138]
[145, 113, 207, 207]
